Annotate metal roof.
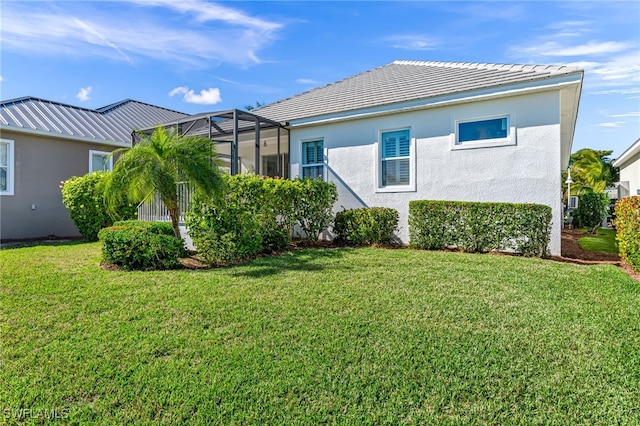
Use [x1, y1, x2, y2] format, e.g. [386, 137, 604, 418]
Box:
[0, 97, 189, 145]
[253, 60, 583, 123]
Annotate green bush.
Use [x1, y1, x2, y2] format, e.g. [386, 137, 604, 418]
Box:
[573, 192, 609, 233]
[61, 171, 136, 241]
[98, 221, 186, 270]
[293, 178, 338, 241]
[186, 175, 338, 265]
[187, 198, 263, 266]
[614, 196, 640, 271]
[334, 207, 399, 245]
[409, 200, 552, 257]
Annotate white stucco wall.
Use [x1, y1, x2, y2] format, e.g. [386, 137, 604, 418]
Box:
[289, 91, 564, 255]
[618, 150, 640, 198]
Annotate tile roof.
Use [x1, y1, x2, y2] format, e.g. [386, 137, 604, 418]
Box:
[0, 97, 189, 145]
[254, 60, 583, 123]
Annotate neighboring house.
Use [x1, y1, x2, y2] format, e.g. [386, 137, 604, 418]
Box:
[0, 97, 188, 240]
[613, 138, 640, 199]
[151, 60, 583, 256]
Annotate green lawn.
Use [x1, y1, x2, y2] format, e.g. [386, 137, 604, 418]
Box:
[578, 228, 619, 255]
[1, 243, 639, 424]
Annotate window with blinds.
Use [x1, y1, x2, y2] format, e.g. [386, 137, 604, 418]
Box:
[381, 129, 410, 187]
[302, 140, 324, 179]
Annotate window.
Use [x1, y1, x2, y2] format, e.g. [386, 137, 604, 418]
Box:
[0, 138, 14, 195]
[454, 115, 515, 149]
[301, 140, 324, 179]
[568, 196, 579, 210]
[89, 150, 113, 173]
[380, 129, 411, 187]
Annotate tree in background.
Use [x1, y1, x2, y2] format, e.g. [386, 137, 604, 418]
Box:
[103, 127, 224, 239]
[244, 101, 265, 111]
[573, 192, 610, 234]
[562, 149, 619, 197]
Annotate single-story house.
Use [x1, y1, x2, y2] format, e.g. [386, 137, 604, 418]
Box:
[613, 138, 640, 198]
[3, 60, 584, 256]
[0, 97, 188, 240]
[152, 60, 583, 256]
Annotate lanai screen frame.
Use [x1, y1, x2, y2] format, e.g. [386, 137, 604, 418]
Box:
[134, 109, 289, 176]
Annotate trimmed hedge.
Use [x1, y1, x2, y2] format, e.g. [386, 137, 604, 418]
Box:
[409, 200, 552, 257]
[186, 175, 338, 266]
[614, 196, 640, 271]
[98, 221, 186, 270]
[334, 207, 399, 245]
[61, 171, 136, 241]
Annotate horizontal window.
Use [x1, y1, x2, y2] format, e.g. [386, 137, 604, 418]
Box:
[453, 115, 515, 150]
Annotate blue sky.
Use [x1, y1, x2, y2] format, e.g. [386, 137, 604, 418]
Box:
[1, 1, 638, 157]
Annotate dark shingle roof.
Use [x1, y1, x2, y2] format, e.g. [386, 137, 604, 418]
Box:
[0, 97, 189, 145]
[254, 60, 583, 123]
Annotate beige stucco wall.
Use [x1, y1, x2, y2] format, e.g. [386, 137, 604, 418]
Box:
[0, 130, 121, 240]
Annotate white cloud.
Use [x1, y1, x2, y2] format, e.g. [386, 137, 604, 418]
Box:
[597, 121, 625, 128]
[513, 41, 631, 58]
[592, 88, 640, 95]
[0, 76, 3, 83]
[0, 1, 283, 67]
[169, 86, 222, 105]
[384, 35, 438, 51]
[76, 86, 92, 102]
[296, 78, 320, 85]
[611, 112, 640, 118]
[128, 0, 281, 32]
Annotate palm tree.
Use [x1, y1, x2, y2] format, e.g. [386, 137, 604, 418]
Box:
[563, 149, 618, 197]
[104, 126, 224, 239]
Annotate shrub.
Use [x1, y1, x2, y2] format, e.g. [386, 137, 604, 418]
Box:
[614, 196, 640, 271]
[187, 196, 263, 266]
[334, 207, 399, 245]
[573, 192, 609, 233]
[186, 175, 338, 265]
[98, 221, 186, 270]
[409, 200, 552, 257]
[293, 178, 338, 240]
[61, 171, 136, 241]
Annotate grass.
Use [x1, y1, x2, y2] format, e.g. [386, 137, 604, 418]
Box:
[578, 228, 619, 255]
[1, 242, 639, 424]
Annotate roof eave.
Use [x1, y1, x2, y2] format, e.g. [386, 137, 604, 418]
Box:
[613, 138, 640, 168]
[287, 73, 584, 128]
[0, 125, 130, 148]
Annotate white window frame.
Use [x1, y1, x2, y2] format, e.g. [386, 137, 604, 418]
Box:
[452, 114, 516, 150]
[89, 150, 113, 173]
[568, 196, 579, 210]
[300, 138, 325, 180]
[375, 127, 416, 193]
[0, 138, 15, 196]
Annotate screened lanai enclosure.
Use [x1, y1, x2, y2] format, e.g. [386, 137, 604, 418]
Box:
[135, 109, 290, 178]
[135, 109, 290, 230]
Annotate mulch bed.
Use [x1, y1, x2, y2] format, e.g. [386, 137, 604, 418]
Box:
[558, 228, 621, 263]
[557, 228, 639, 282]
